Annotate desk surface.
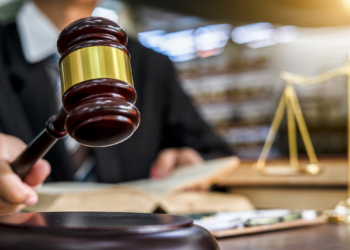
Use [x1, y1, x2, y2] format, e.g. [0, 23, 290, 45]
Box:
[219, 158, 348, 188]
[217, 224, 350, 250]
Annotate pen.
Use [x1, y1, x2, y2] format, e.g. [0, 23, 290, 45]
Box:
[245, 213, 302, 227]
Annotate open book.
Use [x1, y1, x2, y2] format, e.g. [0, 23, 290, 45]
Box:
[26, 157, 254, 214]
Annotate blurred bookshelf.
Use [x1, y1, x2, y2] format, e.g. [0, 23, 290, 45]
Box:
[2, 0, 350, 160]
[175, 53, 281, 158]
[133, 5, 350, 159]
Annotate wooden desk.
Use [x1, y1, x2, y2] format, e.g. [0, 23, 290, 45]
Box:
[218, 224, 350, 250]
[218, 158, 348, 210]
[220, 158, 348, 187]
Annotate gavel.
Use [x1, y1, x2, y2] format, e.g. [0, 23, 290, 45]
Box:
[10, 17, 140, 179]
[0, 17, 220, 250]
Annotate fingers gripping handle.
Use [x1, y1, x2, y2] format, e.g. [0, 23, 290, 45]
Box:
[10, 109, 67, 180]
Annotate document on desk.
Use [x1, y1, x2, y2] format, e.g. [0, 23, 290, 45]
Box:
[191, 209, 326, 238]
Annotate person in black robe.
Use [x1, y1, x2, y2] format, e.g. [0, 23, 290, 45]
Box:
[0, 0, 232, 185]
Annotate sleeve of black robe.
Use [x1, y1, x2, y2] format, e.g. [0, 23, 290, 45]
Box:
[159, 57, 233, 159]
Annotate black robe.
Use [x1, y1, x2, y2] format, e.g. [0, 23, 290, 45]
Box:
[0, 22, 232, 183]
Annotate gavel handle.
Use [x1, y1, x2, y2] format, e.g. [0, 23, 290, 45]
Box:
[10, 108, 68, 179]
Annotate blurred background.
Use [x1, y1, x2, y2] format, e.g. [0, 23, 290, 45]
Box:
[2, 0, 350, 160]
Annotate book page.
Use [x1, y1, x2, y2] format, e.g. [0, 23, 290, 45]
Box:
[33, 182, 114, 194]
[27, 185, 158, 213]
[119, 156, 240, 197]
[47, 186, 158, 213]
[160, 191, 254, 214]
[28, 156, 240, 213]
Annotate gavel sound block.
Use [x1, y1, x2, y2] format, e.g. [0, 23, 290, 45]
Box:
[1, 17, 220, 250]
[0, 212, 219, 250]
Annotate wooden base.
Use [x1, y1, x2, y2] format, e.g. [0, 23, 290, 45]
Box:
[0, 212, 219, 250]
[323, 199, 350, 223]
[252, 163, 322, 176]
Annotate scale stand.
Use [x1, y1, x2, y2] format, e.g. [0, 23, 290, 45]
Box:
[254, 58, 350, 223]
[253, 82, 321, 175]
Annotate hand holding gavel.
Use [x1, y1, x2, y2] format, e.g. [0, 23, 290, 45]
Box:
[0, 133, 50, 214]
[10, 17, 140, 179]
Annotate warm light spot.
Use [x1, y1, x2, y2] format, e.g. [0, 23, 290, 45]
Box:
[343, 0, 350, 11]
[231, 23, 298, 49]
[138, 24, 232, 62]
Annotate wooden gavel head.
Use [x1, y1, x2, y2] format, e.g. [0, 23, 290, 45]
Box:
[57, 17, 140, 147]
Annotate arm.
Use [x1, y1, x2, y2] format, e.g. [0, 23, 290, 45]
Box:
[0, 133, 50, 214]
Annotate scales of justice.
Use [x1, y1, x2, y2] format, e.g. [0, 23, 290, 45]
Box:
[253, 56, 350, 223]
[0, 17, 219, 249]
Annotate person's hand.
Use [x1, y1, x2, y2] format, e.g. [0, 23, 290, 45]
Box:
[149, 147, 204, 179]
[0, 133, 50, 214]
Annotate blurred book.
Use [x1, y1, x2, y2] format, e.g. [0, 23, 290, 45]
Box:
[26, 157, 254, 214]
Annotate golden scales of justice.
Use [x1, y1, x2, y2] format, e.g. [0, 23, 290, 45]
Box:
[253, 56, 350, 223]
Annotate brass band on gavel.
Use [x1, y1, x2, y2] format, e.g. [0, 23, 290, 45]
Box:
[60, 46, 134, 95]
